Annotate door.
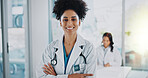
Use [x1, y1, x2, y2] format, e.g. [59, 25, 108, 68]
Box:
[1, 0, 30, 78]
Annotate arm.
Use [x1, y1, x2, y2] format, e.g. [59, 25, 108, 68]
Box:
[84, 44, 97, 78]
[36, 44, 68, 78]
[36, 44, 93, 78]
[96, 47, 104, 68]
[109, 48, 122, 67]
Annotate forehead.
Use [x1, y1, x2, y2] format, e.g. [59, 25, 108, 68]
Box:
[103, 36, 109, 40]
[61, 10, 79, 18]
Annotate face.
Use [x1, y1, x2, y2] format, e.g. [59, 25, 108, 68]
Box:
[60, 9, 81, 35]
[102, 36, 110, 48]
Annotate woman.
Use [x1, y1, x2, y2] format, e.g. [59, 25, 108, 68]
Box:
[36, 0, 96, 78]
[96, 32, 122, 67]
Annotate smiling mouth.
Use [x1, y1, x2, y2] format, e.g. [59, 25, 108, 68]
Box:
[66, 27, 75, 30]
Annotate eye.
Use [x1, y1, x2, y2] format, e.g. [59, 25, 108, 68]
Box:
[63, 19, 68, 21]
[72, 19, 76, 21]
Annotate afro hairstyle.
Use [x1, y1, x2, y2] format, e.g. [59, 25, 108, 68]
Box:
[53, 0, 88, 20]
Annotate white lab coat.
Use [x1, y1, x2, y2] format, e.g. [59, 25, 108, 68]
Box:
[96, 45, 122, 67]
[36, 34, 97, 78]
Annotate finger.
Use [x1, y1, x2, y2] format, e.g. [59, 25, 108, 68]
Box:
[43, 70, 50, 75]
[84, 76, 87, 78]
[44, 64, 49, 68]
[80, 74, 84, 78]
[80, 75, 86, 78]
[81, 76, 84, 78]
[42, 66, 53, 74]
[48, 63, 54, 70]
[47, 63, 57, 75]
[43, 68, 51, 73]
[44, 64, 57, 76]
[83, 74, 93, 76]
[44, 64, 53, 72]
[44, 69, 56, 76]
[42, 67, 46, 70]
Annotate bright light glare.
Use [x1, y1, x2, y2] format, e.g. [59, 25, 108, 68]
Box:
[129, 6, 148, 56]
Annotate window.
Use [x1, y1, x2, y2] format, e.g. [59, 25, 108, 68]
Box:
[0, 0, 29, 78]
[125, 0, 148, 71]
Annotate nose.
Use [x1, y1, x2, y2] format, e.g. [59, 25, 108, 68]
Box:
[103, 41, 107, 44]
[67, 20, 73, 26]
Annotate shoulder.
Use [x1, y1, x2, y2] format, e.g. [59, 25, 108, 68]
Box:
[44, 40, 59, 54]
[84, 39, 93, 47]
[79, 36, 95, 53]
[47, 40, 59, 47]
[95, 45, 104, 55]
[82, 38, 95, 50]
[78, 34, 94, 48]
[96, 45, 103, 50]
[112, 46, 121, 54]
[113, 46, 119, 51]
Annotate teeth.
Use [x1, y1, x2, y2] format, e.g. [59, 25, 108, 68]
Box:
[66, 27, 74, 29]
[67, 28, 73, 29]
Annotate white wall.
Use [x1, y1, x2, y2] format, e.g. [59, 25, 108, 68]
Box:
[93, 0, 122, 48]
[30, 0, 49, 77]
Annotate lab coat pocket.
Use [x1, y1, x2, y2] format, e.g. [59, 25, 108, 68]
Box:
[73, 63, 86, 74]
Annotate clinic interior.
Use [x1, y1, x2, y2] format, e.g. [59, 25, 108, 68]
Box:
[0, 0, 148, 78]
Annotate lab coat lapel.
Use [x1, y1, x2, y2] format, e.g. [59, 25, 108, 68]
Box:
[66, 34, 85, 73]
[53, 36, 65, 74]
[104, 47, 111, 64]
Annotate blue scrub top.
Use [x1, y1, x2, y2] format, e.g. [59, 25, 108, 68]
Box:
[63, 42, 73, 74]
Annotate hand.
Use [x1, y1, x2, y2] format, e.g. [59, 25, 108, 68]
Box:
[104, 63, 111, 67]
[68, 73, 93, 78]
[42, 63, 57, 76]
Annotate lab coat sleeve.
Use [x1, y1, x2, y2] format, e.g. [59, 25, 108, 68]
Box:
[109, 48, 122, 67]
[96, 47, 104, 68]
[84, 44, 97, 78]
[36, 44, 69, 78]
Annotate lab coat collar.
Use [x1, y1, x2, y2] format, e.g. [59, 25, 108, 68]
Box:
[66, 34, 85, 74]
[53, 34, 85, 74]
[53, 35, 65, 74]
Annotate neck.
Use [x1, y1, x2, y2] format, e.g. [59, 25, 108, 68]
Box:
[64, 33, 77, 45]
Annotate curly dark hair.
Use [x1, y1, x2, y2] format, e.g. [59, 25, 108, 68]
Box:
[53, 0, 88, 20]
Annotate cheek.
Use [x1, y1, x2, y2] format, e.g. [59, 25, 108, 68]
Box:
[103, 41, 106, 44]
[74, 21, 79, 26]
[61, 22, 66, 26]
[107, 42, 110, 45]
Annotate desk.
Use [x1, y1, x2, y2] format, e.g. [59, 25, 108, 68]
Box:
[127, 70, 148, 78]
[96, 67, 131, 78]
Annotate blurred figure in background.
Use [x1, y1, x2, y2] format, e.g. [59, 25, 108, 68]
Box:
[96, 32, 122, 67]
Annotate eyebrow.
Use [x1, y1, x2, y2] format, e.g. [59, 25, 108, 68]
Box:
[71, 16, 76, 18]
[63, 16, 68, 18]
[63, 16, 77, 18]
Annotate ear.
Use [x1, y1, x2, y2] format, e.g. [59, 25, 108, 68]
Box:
[79, 20, 81, 26]
[60, 21, 62, 27]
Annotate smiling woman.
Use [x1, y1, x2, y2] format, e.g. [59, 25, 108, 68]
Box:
[36, 0, 97, 78]
[60, 10, 80, 35]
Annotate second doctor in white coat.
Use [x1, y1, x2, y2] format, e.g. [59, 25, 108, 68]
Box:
[96, 32, 122, 67]
[36, 0, 97, 78]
